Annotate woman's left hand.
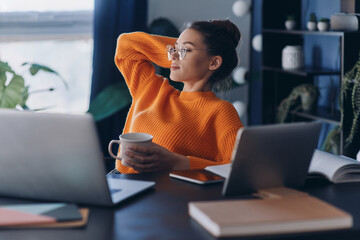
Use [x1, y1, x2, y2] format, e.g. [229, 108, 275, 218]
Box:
[122, 143, 189, 172]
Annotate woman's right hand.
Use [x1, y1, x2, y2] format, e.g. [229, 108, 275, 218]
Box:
[122, 143, 189, 173]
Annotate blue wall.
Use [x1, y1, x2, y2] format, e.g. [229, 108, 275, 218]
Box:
[302, 0, 341, 109]
[302, 0, 342, 148]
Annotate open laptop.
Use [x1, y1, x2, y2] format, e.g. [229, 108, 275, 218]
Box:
[222, 121, 322, 196]
[0, 109, 155, 206]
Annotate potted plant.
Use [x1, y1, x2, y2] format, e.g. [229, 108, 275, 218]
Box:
[277, 83, 319, 123]
[322, 126, 341, 155]
[87, 81, 131, 121]
[307, 13, 317, 31]
[341, 53, 360, 144]
[285, 15, 296, 30]
[0, 60, 66, 110]
[317, 18, 330, 31]
[323, 52, 360, 154]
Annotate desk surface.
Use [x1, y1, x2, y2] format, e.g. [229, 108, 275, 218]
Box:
[1, 172, 360, 240]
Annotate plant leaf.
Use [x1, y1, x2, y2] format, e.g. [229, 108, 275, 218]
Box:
[19, 86, 30, 107]
[87, 81, 131, 121]
[0, 61, 15, 84]
[0, 75, 25, 108]
[0, 77, 4, 102]
[23, 62, 69, 90]
[0, 60, 15, 74]
[322, 127, 340, 155]
[0, 72, 6, 85]
[29, 64, 55, 75]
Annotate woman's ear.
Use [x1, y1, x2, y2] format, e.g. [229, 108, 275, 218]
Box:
[209, 56, 223, 71]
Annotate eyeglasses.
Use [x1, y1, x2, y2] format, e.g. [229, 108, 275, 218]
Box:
[166, 44, 209, 61]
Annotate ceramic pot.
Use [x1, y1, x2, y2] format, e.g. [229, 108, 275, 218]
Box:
[285, 20, 296, 30]
[307, 21, 317, 31]
[317, 22, 330, 31]
[282, 45, 304, 70]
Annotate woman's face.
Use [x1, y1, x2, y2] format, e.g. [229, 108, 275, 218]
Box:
[169, 29, 214, 88]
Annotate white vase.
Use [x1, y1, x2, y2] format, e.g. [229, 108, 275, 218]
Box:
[317, 22, 330, 31]
[282, 45, 304, 70]
[285, 20, 296, 30]
[307, 21, 317, 31]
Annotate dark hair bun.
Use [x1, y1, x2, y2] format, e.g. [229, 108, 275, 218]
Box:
[209, 19, 241, 48]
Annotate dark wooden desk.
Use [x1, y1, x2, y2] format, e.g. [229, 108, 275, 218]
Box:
[1, 172, 360, 240]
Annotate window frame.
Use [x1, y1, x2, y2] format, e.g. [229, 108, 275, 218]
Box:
[0, 11, 93, 42]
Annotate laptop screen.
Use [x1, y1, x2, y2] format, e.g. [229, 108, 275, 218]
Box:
[222, 121, 322, 196]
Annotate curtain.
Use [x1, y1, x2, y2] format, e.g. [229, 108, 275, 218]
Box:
[91, 0, 148, 170]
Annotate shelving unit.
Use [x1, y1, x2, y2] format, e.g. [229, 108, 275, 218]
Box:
[291, 107, 341, 126]
[261, 0, 360, 157]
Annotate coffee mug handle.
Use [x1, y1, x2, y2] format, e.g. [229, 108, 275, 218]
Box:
[108, 140, 122, 160]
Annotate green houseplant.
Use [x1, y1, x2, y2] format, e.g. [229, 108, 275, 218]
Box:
[317, 18, 330, 31]
[318, 17, 330, 22]
[0, 60, 66, 110]
[285, 14, 296, 30]
[342, 54, 360, 144]
[277, 83, 319, 123]
[307, 13, 317, 31]
[323, 52, 360, 154]
[87, 81, 131, 121]
[309, 13, 317, 22]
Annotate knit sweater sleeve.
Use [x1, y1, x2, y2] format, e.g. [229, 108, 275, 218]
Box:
[187, 129, 239, 169]
[188, 103, 243, 169]
[114, 32, 176, 98]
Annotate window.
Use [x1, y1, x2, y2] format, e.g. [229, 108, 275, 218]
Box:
[0, 1, 94, 113]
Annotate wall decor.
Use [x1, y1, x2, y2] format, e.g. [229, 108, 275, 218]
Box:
[232, 66, 248, 85]
[232, 0, 251, 17]
[252, 34, 262, 52]
[232, 100, 247, 118]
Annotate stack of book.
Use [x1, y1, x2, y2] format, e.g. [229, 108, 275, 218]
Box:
[0, 203, 89, 228]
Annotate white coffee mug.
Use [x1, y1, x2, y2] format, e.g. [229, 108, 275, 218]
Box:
[108, 133, 153, 167]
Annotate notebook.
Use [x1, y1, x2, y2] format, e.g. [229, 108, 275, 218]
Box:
[0, 203, 84, 227]
[0, 109, 155, 206]
[189, 187, 352, 237]
[222, 121, 322, 196]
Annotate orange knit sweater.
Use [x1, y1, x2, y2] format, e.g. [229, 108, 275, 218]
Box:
[114, 32, 243, 174]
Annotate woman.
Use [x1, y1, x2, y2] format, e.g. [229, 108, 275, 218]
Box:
[113, 19, 243, 174]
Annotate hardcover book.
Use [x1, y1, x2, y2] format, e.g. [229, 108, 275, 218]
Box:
[189, 189, 352, 237]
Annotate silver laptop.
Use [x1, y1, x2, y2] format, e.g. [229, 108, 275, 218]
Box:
[222, 121, 322, 196]
[0, 109, 155, 206]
